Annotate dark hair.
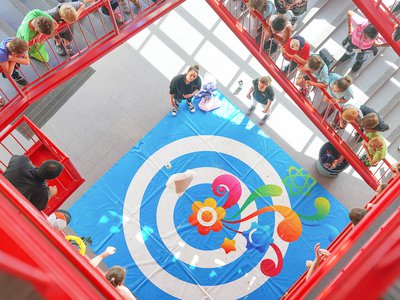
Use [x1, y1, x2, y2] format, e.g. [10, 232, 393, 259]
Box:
[37, 160, 63, 180]
[106, 266, 126, 287]
[334, 75, 352, 91]
[8, 37, 28, 54]
[308, 55, 323, 71]
[363, 24, 378, 39]
[187, 64, 200, 74]
[271, 16, 287, 32]
[56, 209, 71, 224]
[349, 208, 368, 225]
[34, 16, 54, 35]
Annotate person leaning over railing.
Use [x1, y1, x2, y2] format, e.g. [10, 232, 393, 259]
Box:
[17, 10, 58, 63]
[106, 266, 138, 300]
[295, 54, 329, 97]
[281, 35, 310, 73]
[46, 2, 86, 57]
[362, 132, 387, 167]
[321, 74, 353, 118]
[0, 37, 29, 86]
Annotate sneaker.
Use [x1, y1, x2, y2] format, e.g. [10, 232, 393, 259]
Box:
[339, 53, 351, 63]
[12, 72, 27, 86]
[259, 114, 270, 125]
[351, 61, 363, 72]
[114, 11, 124, 24]
[131, 0, 141, 9]
[246, 105, 256, 116]
[54, 42, 66, 56]
[172, 107, 178, 117]
[64, 44, 74, 57]
[119, 0, 130, 14]
[393, 26, 400, 42]
[393, 1, 400, 13]
[299, 87, 308, 97]
[187, 102, 195, 113]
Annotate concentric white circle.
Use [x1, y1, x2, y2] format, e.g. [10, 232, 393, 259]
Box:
[123, 135, 290, 299]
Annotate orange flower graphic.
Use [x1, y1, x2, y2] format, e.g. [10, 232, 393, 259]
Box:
[188, 198, 226, 235]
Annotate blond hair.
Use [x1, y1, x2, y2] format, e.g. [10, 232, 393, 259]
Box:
[247, 0, 267, 13]
[342, 108, 359, 122]
[369, 136, 385, 149]
[187, 64, 200, 74]
[60, 4, 78, 23]
[259, 75, 272, 85]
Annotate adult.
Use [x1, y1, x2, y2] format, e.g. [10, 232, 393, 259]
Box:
[340, 10, 387, 72]
[169, 64, 202, 116]
[3, 155, 63, 210]
[246, 76, 275, 125]
[106, 266, 138, 300]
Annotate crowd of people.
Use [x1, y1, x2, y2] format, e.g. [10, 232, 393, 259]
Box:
[0, 0, 399, 296]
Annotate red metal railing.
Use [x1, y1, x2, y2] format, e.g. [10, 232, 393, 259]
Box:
[0, 174, 123, 299]
[317, 176, 400, 299]
[0, 0, 185, 132]
[0, 116, 84, 215]
[283, 174, 400, 299]
[206, 0, 392, 189]
[354, 0, 400, 56]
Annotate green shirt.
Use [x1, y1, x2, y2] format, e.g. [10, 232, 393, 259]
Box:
[17, 9, 53, 42]
[366, 132, 387, 162]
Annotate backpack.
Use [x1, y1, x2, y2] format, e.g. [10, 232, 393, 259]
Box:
[319, 48, 335, 68]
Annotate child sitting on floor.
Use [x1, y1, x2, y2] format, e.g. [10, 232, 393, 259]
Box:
[0, 37, 29, 86]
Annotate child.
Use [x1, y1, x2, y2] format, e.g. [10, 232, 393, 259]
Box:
[246, 76, 275, 125]
[296, 54, 329, 96]
[281, 35, 310, 74]
[322, 74, 353, 117]
[46, 2, 85, 56]
[106, 266, 137, 299]
[339, 10, 387, 72]
[363, 132, 387, 167]
[0, 37, 29, 86]
[169, 64, 202, 116]
[17, 10, 58, 63]
[274, 0, 309, 26]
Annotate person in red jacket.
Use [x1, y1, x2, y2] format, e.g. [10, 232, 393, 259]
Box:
[281, 35, 310, 74]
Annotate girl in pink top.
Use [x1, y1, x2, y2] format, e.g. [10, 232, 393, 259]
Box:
[339, 10, 387, 72]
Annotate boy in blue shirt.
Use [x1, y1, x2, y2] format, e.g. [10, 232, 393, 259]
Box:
[0, 37, 29, 86]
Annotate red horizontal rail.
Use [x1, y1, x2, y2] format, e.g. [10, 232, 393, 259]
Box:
[318, 177, 400, 299]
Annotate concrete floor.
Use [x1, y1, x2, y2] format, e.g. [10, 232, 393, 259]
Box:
[42, 0, 375, 212]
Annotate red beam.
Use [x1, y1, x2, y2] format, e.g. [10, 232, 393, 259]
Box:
[353, 0, 400, 56]
[286, 175, 400, 299]
[206, 0, 378, 189]
[318, 177, 400, 299]
[0, 178, 123, 299]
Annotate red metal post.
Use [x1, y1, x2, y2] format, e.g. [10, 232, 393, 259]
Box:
[206, 0, 378, 189]
[0, 177, 124, 299]
[353, 0, 400, 56]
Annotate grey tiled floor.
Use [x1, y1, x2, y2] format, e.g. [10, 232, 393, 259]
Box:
[42, 1, 375, 210]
